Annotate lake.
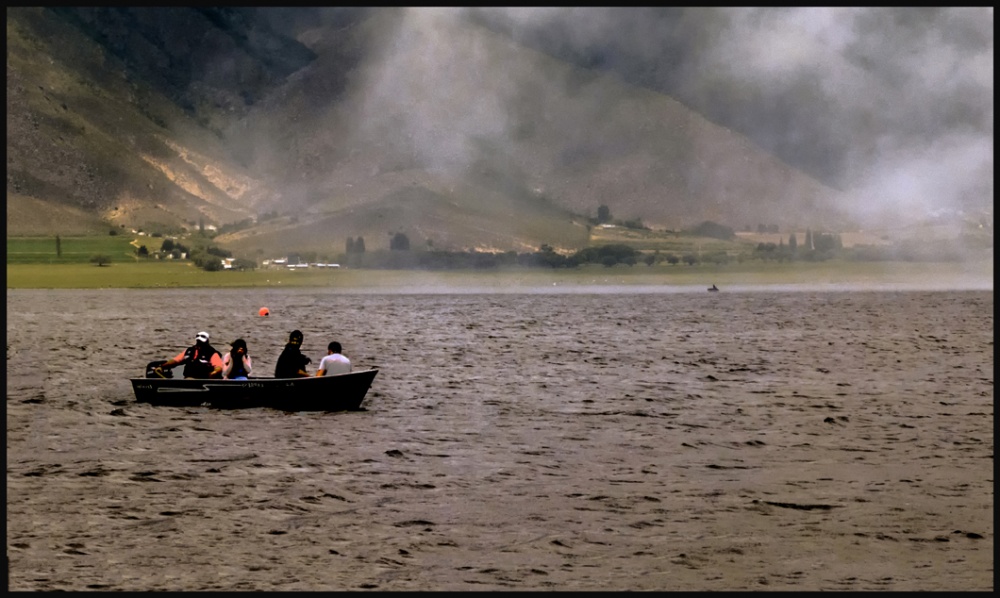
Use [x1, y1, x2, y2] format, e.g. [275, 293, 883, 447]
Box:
[6, 288, 994, 590]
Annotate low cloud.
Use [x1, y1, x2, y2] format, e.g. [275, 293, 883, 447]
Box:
[409, 7, 994, 229]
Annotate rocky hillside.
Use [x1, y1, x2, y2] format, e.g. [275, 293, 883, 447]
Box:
[7, 7, 853, 253]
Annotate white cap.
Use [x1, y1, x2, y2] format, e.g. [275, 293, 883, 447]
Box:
[195, 331, 210, 342]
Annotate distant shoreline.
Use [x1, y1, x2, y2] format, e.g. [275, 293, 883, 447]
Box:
[6, 260, 993, 290]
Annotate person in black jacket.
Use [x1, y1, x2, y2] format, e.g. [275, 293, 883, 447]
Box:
[274, 329, 311, 378]
[155, 331, 223, 379]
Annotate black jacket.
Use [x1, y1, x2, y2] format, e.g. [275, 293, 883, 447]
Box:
[181, 343, 220, 379]
[274, 343, 310, 378]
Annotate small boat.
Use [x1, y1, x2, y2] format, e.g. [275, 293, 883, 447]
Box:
[708, 284, 719, 292]
[130, 362, 378, 411]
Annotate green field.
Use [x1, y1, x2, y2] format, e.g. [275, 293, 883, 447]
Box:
[7, 232, 993, 290]
[6, 259, 993, 290]
[7, 235, 142, 264]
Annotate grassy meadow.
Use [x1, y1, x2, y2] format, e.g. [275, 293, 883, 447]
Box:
[7, 235, 140, 264]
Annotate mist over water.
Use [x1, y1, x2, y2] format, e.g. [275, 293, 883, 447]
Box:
[318, 280, 994, 296]
[176, 7, 994, 270]
[345, 7, 992, 232]
[471, 7, 994, 228]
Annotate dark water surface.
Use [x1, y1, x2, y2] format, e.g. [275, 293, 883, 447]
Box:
[6, 289, 994, 590]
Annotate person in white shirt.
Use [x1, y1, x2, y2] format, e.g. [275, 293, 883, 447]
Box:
[316, 341, 352, 376]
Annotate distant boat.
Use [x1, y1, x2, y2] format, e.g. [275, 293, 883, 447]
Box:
[708, 284, 719, 292]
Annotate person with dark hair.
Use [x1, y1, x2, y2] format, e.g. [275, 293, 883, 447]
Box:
[274, 329, 311, 378]
[222, 338, 253, 380]
[316, 341, 352, 376]
[154, 331, 223, 379]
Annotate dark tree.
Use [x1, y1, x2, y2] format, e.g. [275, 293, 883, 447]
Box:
[205, 246, 232, 258]
[690, 221, 735, 240]
[813, 232, 843, 253]
[346, 237, 355, 254]
[805, 228, 813, 250]
[390, 232, 410, 251]
[137, 245, 149, 257]
[56, 235, 61, 257]
[161, 238, 175, 252]
[355, 237, 365, 253]
[788, 233, 798, 252]
[570, 243, 639, 266]
[233, 258, 257, 271]
[597, 204, 612, 223]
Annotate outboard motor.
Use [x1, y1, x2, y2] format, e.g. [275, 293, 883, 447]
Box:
[145, 360, 173, 378]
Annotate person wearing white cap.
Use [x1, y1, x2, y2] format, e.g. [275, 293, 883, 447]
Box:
[154, 331, 223, 379]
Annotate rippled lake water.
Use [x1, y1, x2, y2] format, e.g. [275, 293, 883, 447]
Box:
[6, 288, 994, 590]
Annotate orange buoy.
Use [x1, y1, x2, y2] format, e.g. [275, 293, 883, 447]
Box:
[259, 307, 270, 317]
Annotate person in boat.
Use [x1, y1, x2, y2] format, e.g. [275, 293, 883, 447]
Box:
[222, 338, 253, 380]
[709, 284, 719, 292]
[154, 330, 223, 379]
[316, 341, 352, 376]
[274, 329, 311, 378]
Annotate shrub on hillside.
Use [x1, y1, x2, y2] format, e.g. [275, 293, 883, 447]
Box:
[689, 221, 735, 240]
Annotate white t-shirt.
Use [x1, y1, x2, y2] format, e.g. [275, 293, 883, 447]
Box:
[317, 353, 352, 376]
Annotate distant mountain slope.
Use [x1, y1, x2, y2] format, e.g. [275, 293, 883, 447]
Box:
[223, 9, 851, 234]
[7, 6, 854, 255]
[218, 171, 591, 255]
[6, 7, 276, 234]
